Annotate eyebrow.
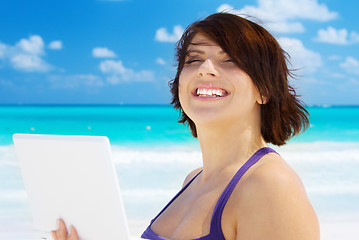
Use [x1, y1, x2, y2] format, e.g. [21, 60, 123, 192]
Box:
[190, 41, 213, 46]
[186, 49, 205, 54]
[186, 48, 227, 55]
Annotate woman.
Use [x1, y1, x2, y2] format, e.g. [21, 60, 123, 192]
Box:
[52, 13, 320, 240]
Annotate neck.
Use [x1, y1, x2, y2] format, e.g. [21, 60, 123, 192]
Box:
[196, 113, 267, 179]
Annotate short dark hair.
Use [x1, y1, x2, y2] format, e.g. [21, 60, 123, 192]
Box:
[169, 12, 309, 146]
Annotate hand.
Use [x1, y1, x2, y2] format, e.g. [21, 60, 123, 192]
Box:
[51, 219, 78, 240]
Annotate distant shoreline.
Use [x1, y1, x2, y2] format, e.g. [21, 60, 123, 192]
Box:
[0, 104, 359, 108]
[0, 103, 173, 107]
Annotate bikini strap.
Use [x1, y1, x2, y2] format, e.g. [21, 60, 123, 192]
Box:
[209, 147, 277, 238]
[149, 169, 203, 225]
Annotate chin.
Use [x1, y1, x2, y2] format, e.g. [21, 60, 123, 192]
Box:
[185, 106, 233, 126]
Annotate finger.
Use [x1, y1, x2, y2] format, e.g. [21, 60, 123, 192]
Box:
[51, 230, 58, 240]
[57, 219, 68, 239]
[68, 225, 79, 240]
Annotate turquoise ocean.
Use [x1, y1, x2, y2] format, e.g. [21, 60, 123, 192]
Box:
[0, 105, 358, 240]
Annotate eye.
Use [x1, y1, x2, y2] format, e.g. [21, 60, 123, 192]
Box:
[223, 58, 234, 63]
[184, 58, 202, 64]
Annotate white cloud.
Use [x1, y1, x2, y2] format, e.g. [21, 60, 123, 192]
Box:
[349, 78, 359, 85]
[16, 35, 45, 55]
[278, 37, 322, 73]
[0, 35, 53, 72]
[92, 47, 117, 58]
[155, 25, 184, 42]
[351, 32, 359, 43]
[328, 55, 342, 61]
[217, 0, 338, 33]
[11, 54, 51, 72]
[340, 57, 359, 76]
[48, 40, 63, 50]
[156, 57, 166, 65]
[268, 21, 305, 34]
[314, 27, 359, 45]
[48, 74, 104, 88]
[99, 60, 126, 74]
[99, 60, 154, 84]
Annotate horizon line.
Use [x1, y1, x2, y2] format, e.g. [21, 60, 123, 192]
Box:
[0, 103, 359, 108]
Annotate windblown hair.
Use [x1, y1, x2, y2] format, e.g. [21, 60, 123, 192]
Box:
[169, 12, 309, 146]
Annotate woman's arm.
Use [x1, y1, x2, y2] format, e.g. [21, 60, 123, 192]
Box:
[51, 219, 78, 240]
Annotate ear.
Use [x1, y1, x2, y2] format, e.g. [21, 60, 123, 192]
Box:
[257, 94, 268, 105]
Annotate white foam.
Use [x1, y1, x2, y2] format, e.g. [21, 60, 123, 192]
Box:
[320, 217, 359, 240]
[275, 142, 359, 163]
[111, 145, 202, 165]
[0, 145, 18, 167]
[109, 141, 359, 164]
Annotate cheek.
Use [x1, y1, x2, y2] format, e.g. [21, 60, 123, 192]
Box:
[178, 78, 186, 105]
[177, 74, 193, 115]
[178, 72, 190, 99]
[232, 73, 260, 103]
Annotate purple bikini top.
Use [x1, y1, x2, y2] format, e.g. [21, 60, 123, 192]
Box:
[141, 147, 276, 240]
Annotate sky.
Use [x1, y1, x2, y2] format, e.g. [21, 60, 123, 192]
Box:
[0, 0, 358, 105]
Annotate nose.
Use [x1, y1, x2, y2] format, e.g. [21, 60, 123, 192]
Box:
[197, 59, 219, 78]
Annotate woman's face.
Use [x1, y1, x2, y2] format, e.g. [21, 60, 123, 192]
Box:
[178, 32, 262, 128]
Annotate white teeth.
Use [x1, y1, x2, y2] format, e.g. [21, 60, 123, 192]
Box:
[196, 88, 226, 97]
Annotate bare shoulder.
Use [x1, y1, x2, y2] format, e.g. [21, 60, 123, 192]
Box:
[229, 153, 320, 240]
[244, 152, 305, 193]
[182, 167, 203, 187]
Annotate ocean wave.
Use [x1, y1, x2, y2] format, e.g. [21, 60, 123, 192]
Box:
[306, 184, 359, 195]
[2, 141, 359, 168]
[111, 145, 202, 165]
[2, 142, 359, 196]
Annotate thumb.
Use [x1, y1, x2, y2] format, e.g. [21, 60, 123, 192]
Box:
[68, 225, 79, 240]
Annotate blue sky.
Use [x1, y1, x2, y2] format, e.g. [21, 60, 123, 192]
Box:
[0, 0, 358, 105]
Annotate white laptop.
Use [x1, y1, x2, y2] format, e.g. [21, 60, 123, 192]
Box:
[13, 134, 131, 240]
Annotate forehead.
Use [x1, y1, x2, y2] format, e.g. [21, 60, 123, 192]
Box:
[188, 33, 221, 50]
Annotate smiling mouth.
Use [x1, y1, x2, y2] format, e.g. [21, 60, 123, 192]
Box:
[195, 88, 229, 98]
